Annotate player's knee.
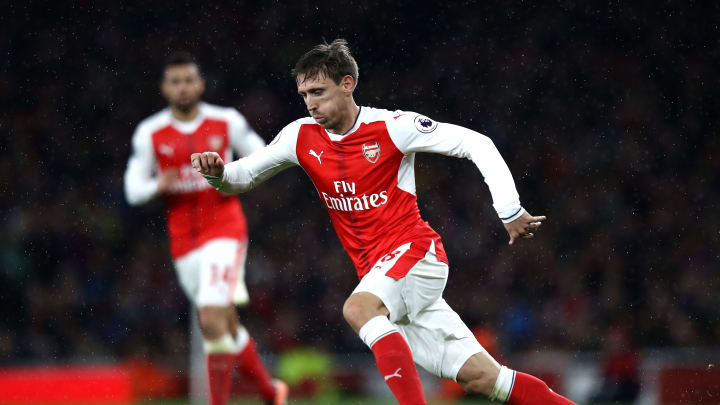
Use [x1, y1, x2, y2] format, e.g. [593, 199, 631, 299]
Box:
[456, 354, 501, 397]
[458, 370, 496, 396]
[342, 297, 374, 331]
[342, 298, 361, 327]
[343, 293, 389, 333]
[198, 306, 228, 339]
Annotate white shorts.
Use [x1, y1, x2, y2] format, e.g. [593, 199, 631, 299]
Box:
[353, 241, 484, 381]
[174, 238, 249, 307]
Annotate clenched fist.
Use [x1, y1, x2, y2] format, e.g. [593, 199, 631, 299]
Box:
[191, 152, 225, 178]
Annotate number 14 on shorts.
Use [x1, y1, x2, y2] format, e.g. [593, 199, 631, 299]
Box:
[371, 242, 412, 273]
[210, 264, 233, 286]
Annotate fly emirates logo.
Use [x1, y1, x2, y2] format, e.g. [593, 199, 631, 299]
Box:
[170, 164, 213, 193]
[322, 180, 388, 212]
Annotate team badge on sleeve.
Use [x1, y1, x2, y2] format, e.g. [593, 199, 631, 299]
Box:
[414, 115, 438, 133]
[362, 142, 381, 163]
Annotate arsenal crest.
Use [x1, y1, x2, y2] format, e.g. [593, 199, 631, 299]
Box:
[208, 135, 224, 151]
[362, 142, 381, 164]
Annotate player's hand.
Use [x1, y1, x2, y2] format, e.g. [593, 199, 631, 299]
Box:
[191, 152, 225, 178]
[157, 168, 179, 194]
[504, 211, 546, 245]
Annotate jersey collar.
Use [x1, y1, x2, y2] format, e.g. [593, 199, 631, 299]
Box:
[169, 102, 206, 134]
[324, 106, 363, 142]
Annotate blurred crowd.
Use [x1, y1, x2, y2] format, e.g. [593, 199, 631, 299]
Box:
[2, 0, 718, 370]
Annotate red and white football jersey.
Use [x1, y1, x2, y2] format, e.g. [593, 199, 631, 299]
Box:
[213, 107, 524, 279]
[124, 102, 265, 259]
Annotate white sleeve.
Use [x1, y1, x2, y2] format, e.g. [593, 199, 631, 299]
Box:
[123, 124, 159, 206]
[228, 109, 266, 156]
[388, 113, 524, 223]
[206, 122, 300, 194]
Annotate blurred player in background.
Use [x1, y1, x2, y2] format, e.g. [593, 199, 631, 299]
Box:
[124, 52, 288, 405]
[192, 40, 575, 405]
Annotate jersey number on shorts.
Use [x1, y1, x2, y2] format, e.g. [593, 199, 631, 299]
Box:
[371, 241, 434, 281]
[210, 264, 232, 286]
[370, 242, 413, 274]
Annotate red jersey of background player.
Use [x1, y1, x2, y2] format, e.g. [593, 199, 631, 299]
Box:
[124, 102, 265, 258]
[205, 107, 524, 279]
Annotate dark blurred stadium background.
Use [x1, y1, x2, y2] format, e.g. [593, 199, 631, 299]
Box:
[2, 1, 718, 404]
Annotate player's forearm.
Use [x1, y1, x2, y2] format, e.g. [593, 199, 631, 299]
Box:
[205, 159, 255, 194]
[436, 124, 524, 223]
[125, 128, 160, 205]
[205, 125, 298, 194]
[205, 155, 292, 193]
[466, 133, 524, 223]
[124, 174, 159, 205]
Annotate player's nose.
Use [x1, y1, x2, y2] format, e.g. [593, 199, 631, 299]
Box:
[305, 96, 317, 110]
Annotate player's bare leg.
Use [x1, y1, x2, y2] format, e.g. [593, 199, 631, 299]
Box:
[455, 352, 500, 395]
[343, 292, 390, 332]
[199, 306, 287, 405]
[456, 352, 576, 404]
[198, 306, 236, 340]
[343, 292, 428, 405]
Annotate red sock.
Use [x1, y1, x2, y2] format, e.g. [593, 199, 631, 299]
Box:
[207, 354, 235, 405]
[370, 332, 427, 405]
[236, 338, 275, 402]
[508, 372, 576, 405]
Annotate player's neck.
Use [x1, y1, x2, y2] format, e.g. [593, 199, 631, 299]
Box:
[170, 105, 200, 122]
[328, 102, 360, 135]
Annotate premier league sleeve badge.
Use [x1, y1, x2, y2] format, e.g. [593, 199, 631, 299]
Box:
[413, 115, 438, 133]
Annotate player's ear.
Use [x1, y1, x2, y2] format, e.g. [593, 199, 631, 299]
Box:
[198, 76, 206, 95]
[341, 75, 355, 94]
[160, 76, 170, 100]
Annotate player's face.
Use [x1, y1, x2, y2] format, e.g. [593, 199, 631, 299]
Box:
[161, 64, 205, 113]
[297, 73, 353, 132]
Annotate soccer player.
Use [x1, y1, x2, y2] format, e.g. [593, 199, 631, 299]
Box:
[191, 40, 575, 405]
[123, 52, 288, 405]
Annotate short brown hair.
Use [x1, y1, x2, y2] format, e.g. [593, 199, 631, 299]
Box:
[292, 39, 359, 86]
[164, 51, 202, 75]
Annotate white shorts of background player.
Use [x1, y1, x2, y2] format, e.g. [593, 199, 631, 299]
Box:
[175, 238, 250, 307]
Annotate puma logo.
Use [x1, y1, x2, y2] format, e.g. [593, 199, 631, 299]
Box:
[309, 149, 324, 164]
[158, 144, 174, 157]
[384, 368, 402, 381]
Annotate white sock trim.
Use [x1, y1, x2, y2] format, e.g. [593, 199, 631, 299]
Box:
[234, 325, 250, 353]
[489, 365, 516, 402]
[203, 333, 236, 354]
[358, 315, 398, 349]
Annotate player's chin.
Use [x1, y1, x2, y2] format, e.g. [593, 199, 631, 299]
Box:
[175, 101, 197, 113]
[319, 119, 337, 131]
